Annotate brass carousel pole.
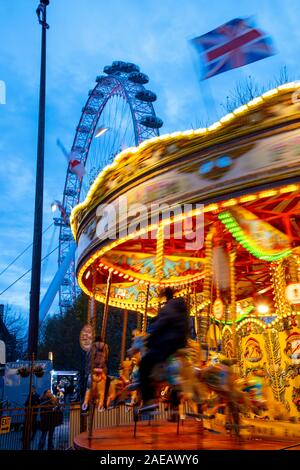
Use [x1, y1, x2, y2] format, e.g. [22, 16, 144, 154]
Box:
[193, 285, 198, 338]
[155, 223, 164, 280]
[155, 222, 164, 316]
[271, 259, 291, 318]
[269, 258, 292, 402]
[213, 257, 221, 352]
[101, 270, 112, 341]
[88, 265, 97, 440]
[229, 249, 237, 361]
[288, 255, 300, 313]
[120, 309, 128, 365]
[142, 283, 150, 334]
[137, 311, 142, 331]
[199, 228, 214, 360]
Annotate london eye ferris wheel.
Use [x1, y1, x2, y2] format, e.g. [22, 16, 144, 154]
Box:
[55, 61, 163, 314]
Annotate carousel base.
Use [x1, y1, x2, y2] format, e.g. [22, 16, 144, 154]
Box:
[73, 417, 300, 451]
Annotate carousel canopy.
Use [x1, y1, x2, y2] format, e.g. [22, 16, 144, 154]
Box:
[71, 83, 300, 318]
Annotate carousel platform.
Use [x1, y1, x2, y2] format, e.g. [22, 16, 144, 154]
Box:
[73, 418, 300, 451]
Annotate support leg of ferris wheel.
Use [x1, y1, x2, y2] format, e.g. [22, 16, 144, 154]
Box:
[39, 241, 77, 323]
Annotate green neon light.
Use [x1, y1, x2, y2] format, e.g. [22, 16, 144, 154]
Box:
[214, 305, 254, 324]
[218, 211, 292, 262]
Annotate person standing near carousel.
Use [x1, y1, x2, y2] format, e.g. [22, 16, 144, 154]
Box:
[38, 390, 61, 451]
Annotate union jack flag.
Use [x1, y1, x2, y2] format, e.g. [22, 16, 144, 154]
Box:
[191, 18, 276, 79]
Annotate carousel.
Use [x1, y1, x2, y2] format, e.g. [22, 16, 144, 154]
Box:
[72, 82, 300, 449]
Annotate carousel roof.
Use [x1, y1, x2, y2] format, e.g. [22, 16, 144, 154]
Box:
[70, 81, 300, 239]
[70, 82, 300, 319]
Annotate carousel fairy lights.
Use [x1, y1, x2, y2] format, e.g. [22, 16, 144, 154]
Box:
[72, 82, 300, 420]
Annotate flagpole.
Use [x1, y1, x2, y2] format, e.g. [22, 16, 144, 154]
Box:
[28, 1, 50, 357]
[200, 79, 218, 123]
[189, 39, 218, 124]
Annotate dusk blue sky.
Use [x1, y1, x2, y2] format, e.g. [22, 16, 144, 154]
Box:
[0, 0, 299, 320]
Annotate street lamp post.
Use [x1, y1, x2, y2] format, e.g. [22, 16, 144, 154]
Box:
[28, 1, 50, 357]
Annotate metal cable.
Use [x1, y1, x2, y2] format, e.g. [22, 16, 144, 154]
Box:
[0, 245, 58, 296]
[0, 222, 54, 277]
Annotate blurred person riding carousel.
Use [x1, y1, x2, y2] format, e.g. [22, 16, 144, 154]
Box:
[138, 287, 189, 412]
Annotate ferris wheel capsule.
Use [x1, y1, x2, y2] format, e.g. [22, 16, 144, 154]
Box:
[128, 72, 149, 84]
[135, 90, 157, 102]
[140, 115, 163, 129]
[88, 89, 104, 98]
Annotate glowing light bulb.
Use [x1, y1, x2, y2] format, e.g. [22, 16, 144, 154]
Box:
[95, 126, 108, 138]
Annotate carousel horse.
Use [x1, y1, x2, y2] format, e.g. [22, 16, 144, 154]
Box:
[194, 359, 250, 435]
[126, 333, 208, 414]
[119, 357, 134, 386]
[82, 368, 121, 411]
[127, 334, 250, 435]
[118, 356, 141, 409]
[239, 372, 290, 421]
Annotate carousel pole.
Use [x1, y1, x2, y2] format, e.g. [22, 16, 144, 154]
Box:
[268, 258, 292, 403]
[199, 227, 214, 359]
[271, 260, 291, 318]
[193, 285, 198, 338]
[213, 259, 221, 351]
[288, 255, 300, 313]
[101, 270, 112, 341]
[142, 283, 150, 334]
[229, 249, 237, 361]
[186, 284, 191, 313]
[88, 265, 97, 440]
[120, 309, 128, 365]
[154, 222, 164, 322]
[155, 224, 164, 280]
[137, 311, 142, 331]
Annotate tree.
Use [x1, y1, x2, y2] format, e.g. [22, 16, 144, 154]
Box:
[0, 304, 27, 360]
[220, 66, 294, 113]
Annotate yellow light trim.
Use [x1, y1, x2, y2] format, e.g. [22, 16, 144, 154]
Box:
[248, 97, 263, 107]
[239, 194, 257, 203]
[262, 89, 278, 98]
[204, 203, 219, 212]
[233, 104, 248, 114]
[170, 131, 182, 138]
[277, 82, 297, 90]
[208, 122, 222, 131]
[194, 128, 207, 135]
[221, 198, 238, 208]
[220, 113, 234, 123]
[279, 184, 298, 194]
[258, 189, 278, 198]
